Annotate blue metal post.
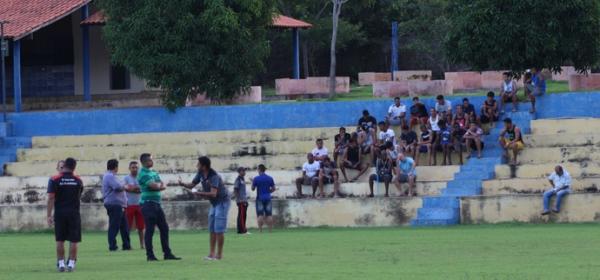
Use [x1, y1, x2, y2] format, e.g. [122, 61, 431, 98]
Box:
[391, 21, 399, 80]
[12, 40, 21, 113]
[292, 28, 300, 79]
[81, 5, 91, 102]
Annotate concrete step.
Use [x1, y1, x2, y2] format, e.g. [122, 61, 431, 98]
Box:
[447, 179, 483, 189]
[453, 171, 493, 181]
[422, 196, 460, 208]
[495, 162, 600, 179]
[410, 218, 459, 226]
[524, 133, 600, 148]
[416, 207, 460, 220]
[441, 186, 482, 196]
[531, 118, 600, 135]
[31, 127, 347, 148]
[482, 177, 600, 195]
[519, 146, 600, 164]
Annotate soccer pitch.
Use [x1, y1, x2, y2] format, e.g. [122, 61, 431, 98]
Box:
[1, 224, 599, 280]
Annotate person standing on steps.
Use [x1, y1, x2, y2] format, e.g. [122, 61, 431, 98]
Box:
[180, 156, 231, 261]
[233, 167, 249, 234]
[252, 164, 276, 233]
[138, 153, 181, 262]
[47, 158, 83, 273]
[498, 118, 524, 165]
[541, 165, 571, 215]
[102, 159, 132, 252]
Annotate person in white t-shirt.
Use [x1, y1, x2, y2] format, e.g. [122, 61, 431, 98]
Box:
[377, 121, 397, 146]
[311, 139, 329, 162]
[542, 166, 571, 215]
[295, 153, 321, 198]
[386, 97, 406, 127]
[500, 72, 518, 114]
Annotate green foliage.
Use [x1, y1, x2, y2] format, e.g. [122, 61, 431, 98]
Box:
[97, 0, 275, 110]
[446, 0, 600, 74]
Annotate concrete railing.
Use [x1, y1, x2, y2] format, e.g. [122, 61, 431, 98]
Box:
[569, 74, 600, 91]
[358, 72, 392, 86]
[190, 86, 262, 105]
[372, 80, 453, 97]
[275, 77, 350, 96]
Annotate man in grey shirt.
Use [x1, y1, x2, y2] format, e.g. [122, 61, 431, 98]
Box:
[233, 167, 249, 234]
[124, 161, 143, 249]
[102, 159, 131, 251]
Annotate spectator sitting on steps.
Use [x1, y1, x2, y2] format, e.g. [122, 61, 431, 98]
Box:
[368, 150, 395, 198]
[318, 156, 342, 198]
[498, 118, 524, 165]
[311, 138, 328, 162]
[295, 153, 320, 198]
[541, 165, 571, 215]
[409, 96, 429, 130]
[481, 91, 499, 127]
[464, 122, 484, 159]
[500, 72, 518, 114]
[386, 97, 407, 128]
[333, 127, 351, 164]
[394, 153, 417, 196]
[339, 138, 369, 183]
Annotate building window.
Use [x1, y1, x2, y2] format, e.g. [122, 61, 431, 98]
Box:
[110, 65, 130, 90]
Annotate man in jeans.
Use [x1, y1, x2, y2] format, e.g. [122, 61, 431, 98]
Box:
[180, 156, 231, 260]
[102, 159, 131, 251]
[542, 166, 571, 215]
[233, 167, 249, 234]
[252, 164, 276, 233]
[138, 153, 181, 261]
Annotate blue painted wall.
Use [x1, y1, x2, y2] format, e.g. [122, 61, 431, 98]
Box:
[6, 93, 600, 137]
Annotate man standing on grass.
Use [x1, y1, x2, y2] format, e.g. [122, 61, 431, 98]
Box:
[102, 159, 131, 252]
[138, 153, 181, 262]
[180, 156, 230, 260]
[252, 164, 276, 233]
[47, 158, 83, 272]
[233, 167, 249, 234]
[124, 161, 144, 249]
[542, 166, 571, 215]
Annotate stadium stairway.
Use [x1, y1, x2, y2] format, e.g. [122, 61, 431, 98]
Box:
[411, 103, 535, 226]
[0, 121, 32, 176]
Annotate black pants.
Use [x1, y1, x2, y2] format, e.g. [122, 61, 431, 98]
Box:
[141, 202, 172, 258]
[105, 204, 130, 251]
[237, 202, 248, 234]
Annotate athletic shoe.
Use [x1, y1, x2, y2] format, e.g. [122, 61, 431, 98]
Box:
[203, 256, 216, 261]
[552, 209, 560, 213]
[164, 254, 181, 260]
[147, 256, 159, 262]
[56, 260, 65, 272]
[66, 260, 76, 272]
[245, 232, 252, 235]
[541, 211, 550, 216]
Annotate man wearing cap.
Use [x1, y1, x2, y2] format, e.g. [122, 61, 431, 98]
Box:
[233, 167, 249, 234]
[252, 164, 276, 233]
[541, 166, 572, 215]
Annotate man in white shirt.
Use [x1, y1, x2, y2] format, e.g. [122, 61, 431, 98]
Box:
[386, 97, 406, 127]
[435, 95, 452, 118]
[377, 121, 396, 146]
[464, 122, 484, 159]
[295, 153, 321, 198]
[541, 165, 571, 215]
[311, 139, 329, 162]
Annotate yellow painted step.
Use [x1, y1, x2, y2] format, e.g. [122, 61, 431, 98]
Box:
[482, 177, 600, 195]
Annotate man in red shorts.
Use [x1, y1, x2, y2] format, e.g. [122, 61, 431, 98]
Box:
[124, 161, 144, 249]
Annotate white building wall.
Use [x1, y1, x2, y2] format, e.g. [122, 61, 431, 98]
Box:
[71, 11, 148, 96]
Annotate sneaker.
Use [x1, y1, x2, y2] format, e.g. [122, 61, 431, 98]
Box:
[66, 260, 76, 272]
[147, 256, 159, 262]
[164, 254, 181, 260]
[244, 232, 252, 235]
[203, 256, 216, 261]
[541, 211, 550, 216]
[56, 260, 65, 273]
[552, 209, 560, 213]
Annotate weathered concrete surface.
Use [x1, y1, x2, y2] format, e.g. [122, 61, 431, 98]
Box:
[495, 162, 600, 179]
[0, 197, 422, 231]
[372, 80, 453, 98]
[482, 178, 600, 195]
[518, 146, 600, 164]
[358, 72, 392, 86]
[531, 118, 600, 135]
[524, 133, 600, 148]
[444, 72, 482, 90]
[31, 127, 344, 148]
[191, 86, 262, 105]
[569, 74, 600, 91]
[480, 71, 507, 89]
[551, 66, 579, 81]
[460, 193, 600, 224]
[275, 77, 350, 96]
[392, 70, 432, 81]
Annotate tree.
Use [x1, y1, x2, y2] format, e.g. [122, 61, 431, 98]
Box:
[97, 0, 275, 110]
[329, 0, 349, 97]
[446, 0, 600, 74]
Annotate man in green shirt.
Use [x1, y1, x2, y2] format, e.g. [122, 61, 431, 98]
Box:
[138, 153, 181, 262]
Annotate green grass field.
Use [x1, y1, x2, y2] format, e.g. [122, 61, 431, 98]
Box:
[2, 224, 600, 279]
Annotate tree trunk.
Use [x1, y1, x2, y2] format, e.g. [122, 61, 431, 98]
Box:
[329, 1, 343, 97]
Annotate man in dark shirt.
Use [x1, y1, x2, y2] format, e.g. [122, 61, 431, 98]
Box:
[334, 127, 351, 164]
[357, 110, 377, 132]
[462, 98, 476, 120]
[409, 97, 429, 130]
[400, 125, 418, 160]
[180, 156, 230, 260]
[47, 157, 83, 272]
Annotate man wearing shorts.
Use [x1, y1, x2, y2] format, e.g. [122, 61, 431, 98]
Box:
[180, 156, 230, 260]
[340, 138, 369, 182]
[311, 138, 329, 162]
[409, 96, 429, 130]
[499, 118, 524, 165]
[233, 167, 249, 234]
[464, 122, 484, 159]
[124, 161, 144, 249]
[334, 127, 351, 164]
[47, 157, 83, 272]
[394, 153, 417, 196]
[500, 72, 518, 113]
[139, 153, 180, 261]
[386, 97, 406, 127]
[318, 156, 342, 197]
[252, 164, 275, 233]
[417, 124, 433, 166]
[295, 153, 320, 197]
[399, 125, 417, 159]
[435, 95, 452, 119]
[369, 151, 394, 197]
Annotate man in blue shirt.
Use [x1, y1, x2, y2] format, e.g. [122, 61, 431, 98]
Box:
[102, 159, 132, 251]
[394, 153, 417, 196]
[252, 164, 276, 233]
